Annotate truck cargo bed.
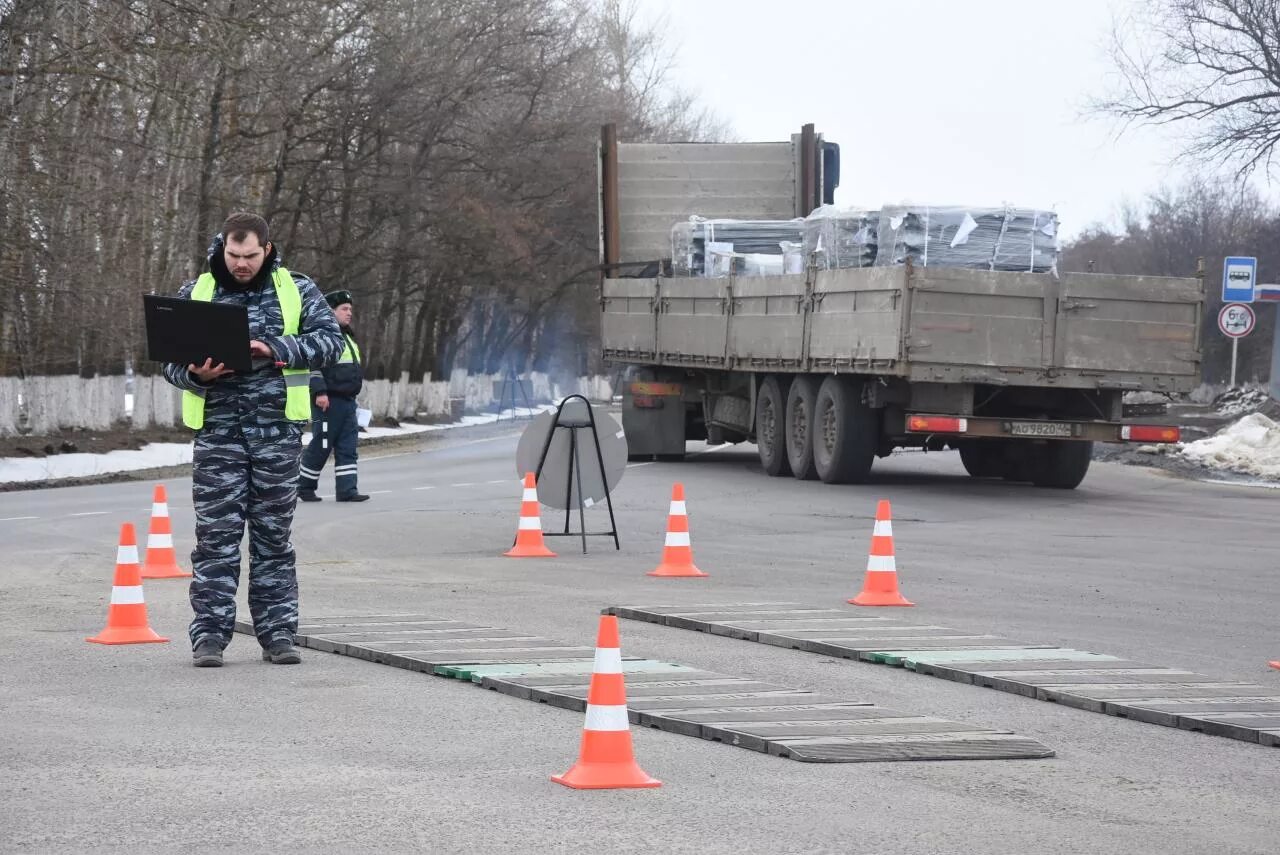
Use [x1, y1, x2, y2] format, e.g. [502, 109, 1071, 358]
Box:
[601, 266, 1203, 392]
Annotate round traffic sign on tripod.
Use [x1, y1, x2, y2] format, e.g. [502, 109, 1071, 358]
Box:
[514, 396, 626, 552]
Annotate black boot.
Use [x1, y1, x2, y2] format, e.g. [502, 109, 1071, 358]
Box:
[298, 489, 322, 502]
[192, 639, 224, 668]
[336, 493, 369, 502]
[262, 641, 302, 665]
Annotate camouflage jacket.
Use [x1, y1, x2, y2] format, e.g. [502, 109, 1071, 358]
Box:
[162, 237, 344, 437]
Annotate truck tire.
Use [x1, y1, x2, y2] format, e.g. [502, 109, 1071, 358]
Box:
[813, 376, 878, 484]
[785, 376, 820, 480]
[1030, 440, 1093, 489]
[958, 441, 1009, 479]
[756, 375, 792, 477]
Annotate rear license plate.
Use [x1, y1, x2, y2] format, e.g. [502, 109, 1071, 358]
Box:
[1008, 421, 1074, 438]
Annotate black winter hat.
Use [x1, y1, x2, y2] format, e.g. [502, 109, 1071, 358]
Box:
[325, 290, 353, 309]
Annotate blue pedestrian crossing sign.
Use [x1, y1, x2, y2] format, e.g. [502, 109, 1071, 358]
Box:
[1223, 256, 1257, 303]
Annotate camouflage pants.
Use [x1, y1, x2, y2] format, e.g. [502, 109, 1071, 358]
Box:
[189, 428, 302, 648]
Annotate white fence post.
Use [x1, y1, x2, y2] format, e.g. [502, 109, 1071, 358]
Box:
[152, 377, 178, 427]
[0, 378, 19, 436]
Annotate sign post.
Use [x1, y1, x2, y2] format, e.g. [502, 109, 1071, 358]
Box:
[1218, 303, 1256, 388]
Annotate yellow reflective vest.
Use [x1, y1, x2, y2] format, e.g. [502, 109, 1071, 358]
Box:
[181, 268, 312, 429]
[340, 334, 361, 364]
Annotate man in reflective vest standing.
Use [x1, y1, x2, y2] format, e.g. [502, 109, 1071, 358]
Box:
[162, 212, 344, 668]
[298, 290, 369, 503]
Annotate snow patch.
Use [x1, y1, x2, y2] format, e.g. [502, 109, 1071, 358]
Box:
[1177, 413, 1280, 480]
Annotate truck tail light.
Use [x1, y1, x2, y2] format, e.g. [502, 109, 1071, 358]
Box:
[908, 416, 968, 434]
[1120, 425, 1180, 443]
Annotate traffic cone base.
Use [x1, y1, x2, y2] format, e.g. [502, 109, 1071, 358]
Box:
[505, 474, 556, 558]
[648, 484, 706, 577]
[849, 500, 913, 607]
[86, 620, 169, 646]
[87, 524, 170, 645]
[648, 561, 707, 578]
[1269, 661, 1280, 671]
[552, 732, 661, 789]
[849, 590, 914, 607]
[142, 484, 190, 579]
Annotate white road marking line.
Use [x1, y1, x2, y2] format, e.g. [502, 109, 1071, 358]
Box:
[69, 511, 109, 517]
[626, 462, 655, 469]
[368, 490, 392, 495]
[487, 479, 510, 485]
[412, 486, 436, 491]
[0, 516, 38, 522]
[450, 482, 477, 488]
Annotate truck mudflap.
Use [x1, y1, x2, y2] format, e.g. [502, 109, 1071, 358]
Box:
[903, 414, 1181, 444]
[622, 381, 688, 459]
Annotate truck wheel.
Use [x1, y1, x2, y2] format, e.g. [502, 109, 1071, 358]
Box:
[1030, 440, 1093, 489]
[958, 441, 1007, 478]
[785, 376, 820, 480]
[756, 375, 792, 477]
[813, 376, 878, 484]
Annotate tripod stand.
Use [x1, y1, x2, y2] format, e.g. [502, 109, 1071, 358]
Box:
[531, 395, 621, 553]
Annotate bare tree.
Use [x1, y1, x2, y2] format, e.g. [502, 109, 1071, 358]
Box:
[1099, 0, 1280, 175]
[0, 0, 722, 390]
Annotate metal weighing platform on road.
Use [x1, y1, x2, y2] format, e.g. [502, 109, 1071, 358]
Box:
[604, 603, 1280, 748]
[236, 614, 1053, 763]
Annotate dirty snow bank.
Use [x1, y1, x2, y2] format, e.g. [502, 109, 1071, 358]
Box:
[1212, 386, 1274, 418]
[1176, 413, 1280, 480]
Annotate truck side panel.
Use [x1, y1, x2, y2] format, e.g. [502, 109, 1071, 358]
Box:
[727, 274, 808, 370]
[1055, 273, 1201, 379]
[907, 267, 1050, 372]
[600, 278, 658, 362]
[808, 267, 906, 372]
[658, 278, 729, 367]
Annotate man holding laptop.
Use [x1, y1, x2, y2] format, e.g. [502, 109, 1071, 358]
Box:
[156, 212, 344, 668]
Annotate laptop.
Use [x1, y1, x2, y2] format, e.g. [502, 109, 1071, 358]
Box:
[143, 295, 253, 372]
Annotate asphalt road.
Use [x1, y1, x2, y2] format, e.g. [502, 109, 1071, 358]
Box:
[2, 426, 1278, 854]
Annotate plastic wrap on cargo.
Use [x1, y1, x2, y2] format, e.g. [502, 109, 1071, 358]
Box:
[780, 241, 805, 274]
[802, 206, 878, 269]
[874, 206, 1058, 273]
[670, 220, 696, 277]
[669, 216, 804, 277]
[739, 253, 786, 277]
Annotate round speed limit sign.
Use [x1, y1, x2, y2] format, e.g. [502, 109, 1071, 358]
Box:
[1218, 303, 1256, 338]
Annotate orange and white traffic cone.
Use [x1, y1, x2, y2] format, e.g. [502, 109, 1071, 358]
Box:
[87, 523, 169, 645]
[552, 615, 660, 790]
[504, 472, 556, 558]
[848, 500, 913, 607]
[141, 484, 189, 579]
[647, 483, 707, 577]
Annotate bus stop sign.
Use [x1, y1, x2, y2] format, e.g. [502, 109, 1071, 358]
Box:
[1223, 256, 1257, 303]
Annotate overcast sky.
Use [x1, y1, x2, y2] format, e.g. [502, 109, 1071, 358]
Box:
[633, 0, 1264, 240]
